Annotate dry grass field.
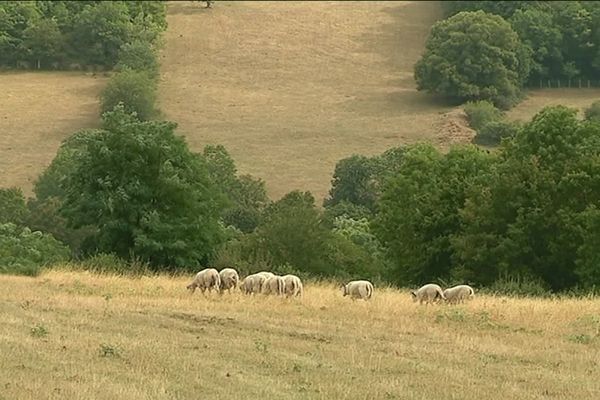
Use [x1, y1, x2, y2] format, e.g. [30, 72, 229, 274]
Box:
[159, 1, 447, 202]
[0, 72, 106, 196]
[507, 89, 600, 121]
[1, 2, 600, 202]
[1, 269, 599, 399]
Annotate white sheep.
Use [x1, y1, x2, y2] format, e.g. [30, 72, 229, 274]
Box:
[255, 271, 275, 291]
[283, 274, 303, 298]
[262, 275, 285, 296]
[187, 268, 221, 294]
[341, 280, 374, 300]
[411, 283, 445, 304]
[219, 268, 240, 294]
[239, 273, 266, 295]
[443, 285, 475, 304]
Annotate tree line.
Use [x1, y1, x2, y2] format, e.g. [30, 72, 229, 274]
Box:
[0, 1, 166, 70]
[415, 1, 600, 108]
[2, 104, 599, 295]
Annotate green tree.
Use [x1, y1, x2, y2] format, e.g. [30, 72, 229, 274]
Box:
[59, 113, 225, 269]
[0, 2, 41, 65]
[509, 8, 563, 82]
[0, 223, 69, 276]
[249, 191, 332, 275]
[324, 155, 378, 211]
[414, 11, 531, 108]
[453, 107, 600, 290]
[0, 187, 29, 225]
[20, 17, 63, 69]
[101, 70, 157, 120]
[115, 40, 158, 76]
[373, 144, 495, 285]
[584, 100, 600, 122]
[442, 1, 533, 19]
[203, 145, 269, 233]
[70, 1, 131, 66]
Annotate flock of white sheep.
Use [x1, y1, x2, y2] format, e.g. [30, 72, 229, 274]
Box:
[186, 268, 475, 304]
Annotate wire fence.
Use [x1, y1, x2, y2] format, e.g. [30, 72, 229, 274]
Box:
[528, 79, 600, 89]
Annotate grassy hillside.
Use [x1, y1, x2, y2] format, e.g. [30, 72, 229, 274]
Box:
[1, 2, 599, 202]
[159, 1, 446, 202]
[1, 269, 598, 399]
[0, 72, 105, 195]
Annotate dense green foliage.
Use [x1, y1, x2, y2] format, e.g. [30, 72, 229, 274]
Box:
[415, 11, 529, 108]
[203, 145, 269, 233]
[463, 101, 519, 146]
[373, 106, 600, 291]
[0, 223, 69, 276]
[56, 109, 225, 269]
[0, 1, 166, 69]
[100, 70, 157, 120]
[0, 187, 29, 225]
[442, 1, 600, 83]
[374, 144, 495, 284]
[473, 120, 520, 147]
[584, 100, 600, 122]
[463, 101, 504, 131]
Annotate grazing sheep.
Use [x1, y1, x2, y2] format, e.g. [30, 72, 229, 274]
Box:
[341, 280, 374, 300]
[262, 275, 285, 296]
[239, 273, 266, 295]
[411, 283, 445, 305]
[443, 285, 475, 304]
[255, 271, 275, 291]
[187, 268, 221, 294]
[283, 274, 303, 298]
[219, 268, 240, 294]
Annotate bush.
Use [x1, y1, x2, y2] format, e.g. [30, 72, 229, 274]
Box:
[115, 40, 159, 78]
[473, 120, 520, 146]
[0, 223, 70, 276]
[80, 253, 129, 274]
[100, 70, 157, 120]
[0, 187, 29, 225]
[414, 11, 530, 108]
[584, 101, 600, 122]
[464, 101, 504, 131]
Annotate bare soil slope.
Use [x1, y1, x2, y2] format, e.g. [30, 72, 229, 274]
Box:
[0, 72, 105, 195]
[159, 1, 445, 201]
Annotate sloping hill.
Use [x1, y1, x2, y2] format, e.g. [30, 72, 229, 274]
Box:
[0, 72, 105, 195]
[159, 1, 445, 201]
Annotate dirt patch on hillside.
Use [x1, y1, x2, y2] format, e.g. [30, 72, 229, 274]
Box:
[435, 108, 476, 147]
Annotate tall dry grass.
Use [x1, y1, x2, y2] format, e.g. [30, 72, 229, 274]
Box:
[1, 268, 599, 399]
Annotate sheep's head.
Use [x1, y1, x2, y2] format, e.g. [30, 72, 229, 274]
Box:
[340, 284, 348, 296]
[186, 283, 197, 292]
[410, 291, 418, 302]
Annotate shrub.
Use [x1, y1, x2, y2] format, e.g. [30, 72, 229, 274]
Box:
[415, 11, 531, 108]
[464, 100, 504, 131]
[0, 223, 70, 276]
[473, 120, 520, 146]
[115, 40, 159, 78]
[0, 187, 29, 225]
[584, 100, 600, 122]
[80, 253, 129, 274]
[100, 70, 157, 120]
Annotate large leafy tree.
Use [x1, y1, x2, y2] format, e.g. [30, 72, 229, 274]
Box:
[203, 144, 269, 233]
[509, 8, 563, 82]
[414, 10, 531, 108]
[373, 144, 495, 285]
[249, 191, 332, 275]
[59, 109, 225, 269]
[453, 107, 600, 290]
